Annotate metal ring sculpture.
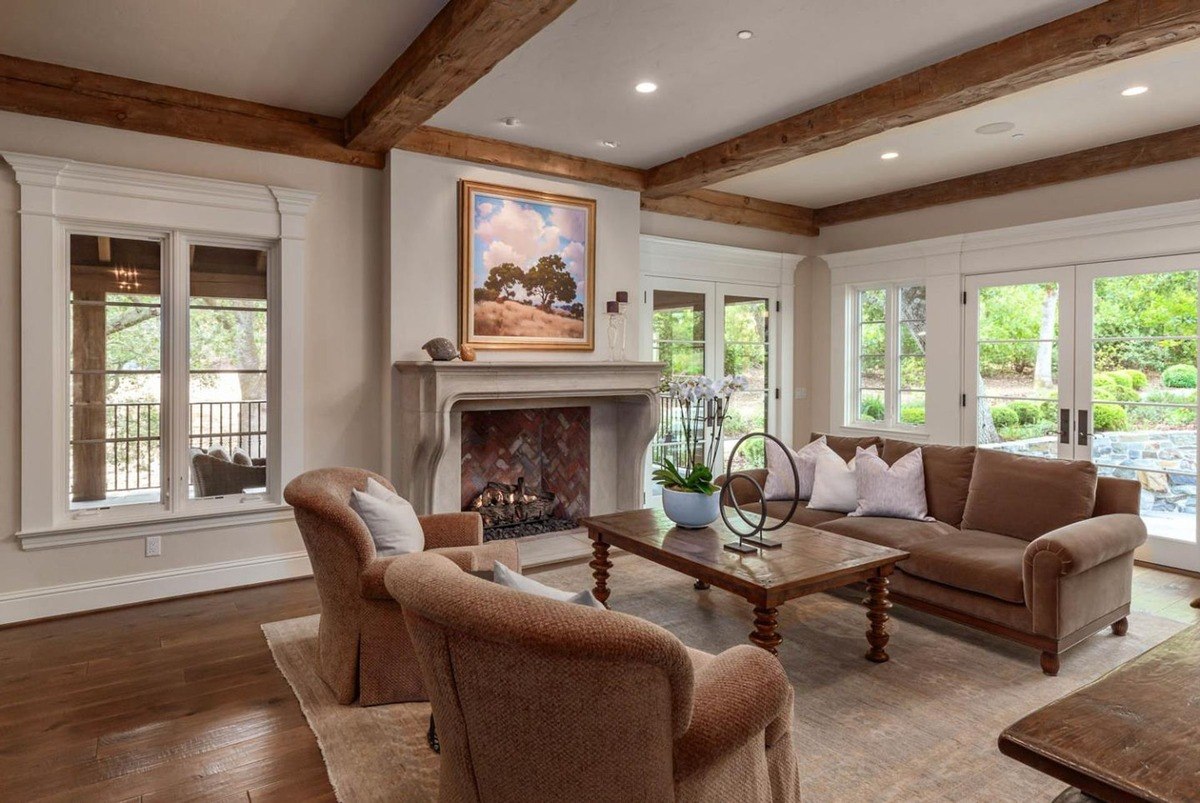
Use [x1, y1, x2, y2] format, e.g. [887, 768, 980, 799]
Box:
[719, 432, 800, 550]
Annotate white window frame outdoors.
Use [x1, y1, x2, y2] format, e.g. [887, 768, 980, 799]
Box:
[5, 153, 315, 549]
[845, 281, 927, 433]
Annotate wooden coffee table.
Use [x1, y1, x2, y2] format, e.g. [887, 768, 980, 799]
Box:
[581, 508, 909, 660]
[999, 622, 1200, 801]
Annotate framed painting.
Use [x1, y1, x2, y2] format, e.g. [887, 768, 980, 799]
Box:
[459, 180, 596, 351]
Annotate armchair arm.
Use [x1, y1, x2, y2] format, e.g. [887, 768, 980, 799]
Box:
[361, 556, 398, 599]
[428, 540, 521, 573]
[672, 645, 793, 782]
[419, 512, 484, 549]
[1022, 514, 1146, 609]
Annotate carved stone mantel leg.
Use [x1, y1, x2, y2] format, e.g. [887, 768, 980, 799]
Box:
[865, 566, 893, 663]
[589, 534, 612, 608]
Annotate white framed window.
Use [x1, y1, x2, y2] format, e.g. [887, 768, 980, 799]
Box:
[847, 282, 926, 430]
[5, 153, 315, 548]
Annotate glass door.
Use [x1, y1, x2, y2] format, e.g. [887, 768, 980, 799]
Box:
[964, 267, 1076, 459]
[718, 289, 774, 472]
[1075, 257, 1199, 567]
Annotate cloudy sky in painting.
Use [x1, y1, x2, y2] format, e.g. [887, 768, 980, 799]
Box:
[471, 192, 588, 304]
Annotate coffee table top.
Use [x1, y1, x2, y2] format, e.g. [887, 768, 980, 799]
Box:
[581, 507, 908, 607]
[999, 622, 1200, 801]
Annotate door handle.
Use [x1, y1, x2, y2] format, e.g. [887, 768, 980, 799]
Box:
[1077, 409, 1091, 446]
[1059, 408, 1070, 445]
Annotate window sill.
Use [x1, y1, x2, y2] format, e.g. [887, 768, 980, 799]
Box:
[16, 504, 294, 550]
[839, 423, 930, 440]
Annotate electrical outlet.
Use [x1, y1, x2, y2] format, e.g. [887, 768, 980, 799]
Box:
[145, 535, 162, 557]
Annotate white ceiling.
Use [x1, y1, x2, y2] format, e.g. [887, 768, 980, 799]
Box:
[0, 0, 445, 116]
[713, 37, 1200, 208]
[429, 0, 1102, 167]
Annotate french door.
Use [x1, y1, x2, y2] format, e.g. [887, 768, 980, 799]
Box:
[641, 276, 779, 499]
[965, 256, 1200, 570]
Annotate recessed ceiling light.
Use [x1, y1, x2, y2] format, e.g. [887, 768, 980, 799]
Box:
[600, 139, 620, 149]
[501, 116, 521, 127]
[737, 30, 754, 39]
[635, 81, 658, 94]
[975, 121, 1015, 135]
[880, 151, 899, 160]
[1011, 132, 1025, 140]
[1121, 85, 1149, 96]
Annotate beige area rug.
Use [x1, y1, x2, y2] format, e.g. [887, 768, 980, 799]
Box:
[264, 554, 1187, 802]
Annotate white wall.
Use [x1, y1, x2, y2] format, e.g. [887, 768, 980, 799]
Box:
[386, 150, 643, 364]
[0, 112, 384, 619]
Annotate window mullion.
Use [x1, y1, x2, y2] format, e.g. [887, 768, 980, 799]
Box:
[886, 284, 899, 428]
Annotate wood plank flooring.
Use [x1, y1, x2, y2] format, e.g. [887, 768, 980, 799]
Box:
[0, 565, 1197, 801]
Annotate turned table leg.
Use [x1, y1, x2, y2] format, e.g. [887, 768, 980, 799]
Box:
[750, 605, 782, 655]
[865, 566, 893, 663]
[589, 535, 612, 608]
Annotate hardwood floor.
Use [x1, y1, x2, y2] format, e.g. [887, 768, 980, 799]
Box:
[1, 565, 1197, 802]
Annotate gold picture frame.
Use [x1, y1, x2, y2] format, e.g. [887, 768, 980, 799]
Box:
[459, 180, 596, 351]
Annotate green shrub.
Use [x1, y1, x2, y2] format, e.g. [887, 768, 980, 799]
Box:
[1093, 373, 1139, 402]
[990, 404, 1018, 429]
[1115, 369, 1148, 390]
[860, 395, 884, 421]
[899, 404, 925, 425]
[1093, 403, 1128, 432]
[1007, 400, 1047, 425]
[1163, 364, 1197, 388]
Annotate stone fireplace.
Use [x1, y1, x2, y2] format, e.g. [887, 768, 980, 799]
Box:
[392, 361, 662, 524]
[461, 406, 590, 539]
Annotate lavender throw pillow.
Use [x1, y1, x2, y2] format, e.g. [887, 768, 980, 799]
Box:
[849, 447, 934, 521]
[764, 435, 826, 500]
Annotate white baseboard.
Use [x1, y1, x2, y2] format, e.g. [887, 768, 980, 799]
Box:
[0, 550, 313, 626]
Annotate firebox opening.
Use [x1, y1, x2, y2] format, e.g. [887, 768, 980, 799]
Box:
[460, 407, 590, 541]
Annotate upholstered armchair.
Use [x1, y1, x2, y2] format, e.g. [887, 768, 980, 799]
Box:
[284, 467, 520, 706]
[385, 552, 801, 802]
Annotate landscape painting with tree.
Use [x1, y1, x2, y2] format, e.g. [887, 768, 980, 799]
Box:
[459, 181, 595, 350]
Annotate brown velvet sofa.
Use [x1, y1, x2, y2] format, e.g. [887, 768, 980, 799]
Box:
[721, 434, 1148, 675]
[386, 551, 802, 802]
[284, 467, 520, 705]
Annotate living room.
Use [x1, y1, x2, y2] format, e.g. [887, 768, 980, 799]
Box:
[2, 1, 1199, 800]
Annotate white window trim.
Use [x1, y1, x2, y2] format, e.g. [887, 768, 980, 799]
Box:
[844, 280, 927, 434]
[4, 152, 316, 550]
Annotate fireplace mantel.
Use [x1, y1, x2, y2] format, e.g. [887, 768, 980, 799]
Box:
[392, 361, 664, 515]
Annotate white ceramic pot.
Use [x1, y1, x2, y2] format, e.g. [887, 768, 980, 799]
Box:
[662, 486, 721, 529]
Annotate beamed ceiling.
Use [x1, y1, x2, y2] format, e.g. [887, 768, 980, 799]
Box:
[2, 0, 1200, 235]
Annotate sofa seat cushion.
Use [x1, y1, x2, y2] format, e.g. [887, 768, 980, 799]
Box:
[740, 501, 845, 528]
[815, 516, 955, 551]
[898, 530, 1027, 604]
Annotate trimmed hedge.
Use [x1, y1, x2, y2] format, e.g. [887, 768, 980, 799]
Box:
[1163, 364, 1198, 389]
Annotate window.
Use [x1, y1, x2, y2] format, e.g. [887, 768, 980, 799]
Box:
[7, 153, 313, 546]
[849, 283, 926, 429]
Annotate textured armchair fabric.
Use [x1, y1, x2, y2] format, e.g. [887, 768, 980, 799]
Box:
[386, 552, 801, 802]
[284, 467, 520, 706]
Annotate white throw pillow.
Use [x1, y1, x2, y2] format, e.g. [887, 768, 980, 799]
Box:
[850, 447, 934, 521]
[807, 443, 878, 513]
[493, 561, 606, 610]
[349, 477, 425, 557]
[763, 435, 826, 500]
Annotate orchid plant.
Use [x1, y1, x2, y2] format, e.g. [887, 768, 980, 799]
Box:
[653, 374, 749, 495]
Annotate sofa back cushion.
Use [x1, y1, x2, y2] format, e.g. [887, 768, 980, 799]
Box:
[882, 439, 976, 527]
[960, 449, 1097, 541]
[810, 432, 883, 462]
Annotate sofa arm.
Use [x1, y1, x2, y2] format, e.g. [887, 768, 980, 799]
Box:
[715, 468, 770, 506]
[419, 512, 484, 549]
[672, 645, 793, 782]
[1022, 514, 1146, 607]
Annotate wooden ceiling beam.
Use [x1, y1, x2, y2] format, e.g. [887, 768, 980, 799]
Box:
[643, 0, 1200, 199]
[344, 0, 577, 151]
[396, 126, 646, 190]
[814, 123, 1200, 226]
[641, 189, 817, 237]
[0, 54, 383, 168]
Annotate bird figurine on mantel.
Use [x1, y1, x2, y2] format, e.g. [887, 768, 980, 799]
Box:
[421, 337, 459, 361]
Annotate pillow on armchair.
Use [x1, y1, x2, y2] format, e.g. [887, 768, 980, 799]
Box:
[350, 478, 425, 556]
